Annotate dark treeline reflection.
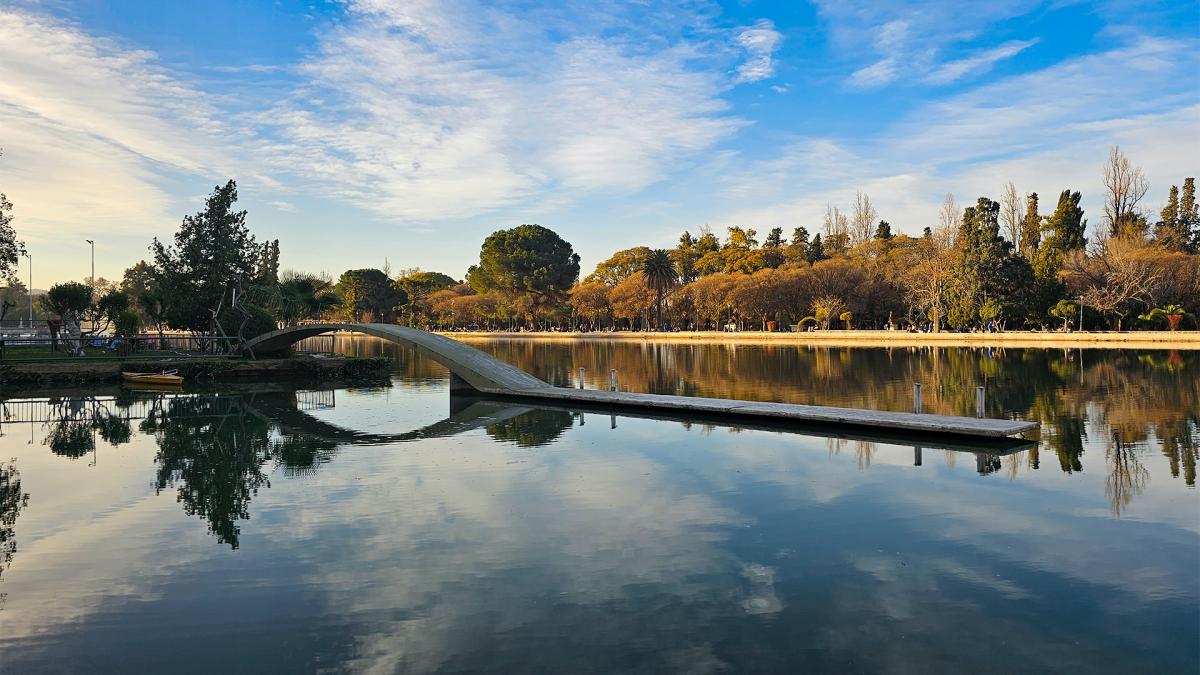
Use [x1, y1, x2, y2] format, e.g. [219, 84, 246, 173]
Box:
[0, 458, 29, 600]
[358, 338, 1199, 490]
[31, 388, 578, 548]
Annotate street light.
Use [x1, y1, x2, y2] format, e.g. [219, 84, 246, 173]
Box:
[86, 239, 95, 332]
[20, 251, 31, 329]
[86, 239, 94, 286]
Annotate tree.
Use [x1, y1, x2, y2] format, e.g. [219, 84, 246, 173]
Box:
[764, 227, 784, 249]
[642, 249, 679, 329]
[396, 270, 457, 326]
[41, 282, 92, 354]
[850, 191, 878, 246]
[335, 269, 403, 322]
[937, 193, 961, 248]
[585, 247, 651, 285]
[791, 227, 810, 247]
[822, 206, 849, 255]
[257, 239, 280, 285]
[806, 234, 826, 263]
[1028, 190, 1087, 325]
[1000, 181, 1025, 251]
[0, 150, 26, 284]
[950, 197, 1033, 327]
[874, 221, 893, 240]
[275, 273, 338, 326]
[568, 282, 611, 329]
[1064, 238, 1161, 330]
[1180, 177, 1198, 252]
[1103, 146, 1149, 238]
[150, 180, 266, 336]
[724, 226, 759, 250]
[672, 232, 700, 284]
[1049, 299, 1077, 331]
[905, 247, 956, 332]
[469, 225, 580, 325]
[609, 272, 654, 329]
[1020, 192, 1041, 257]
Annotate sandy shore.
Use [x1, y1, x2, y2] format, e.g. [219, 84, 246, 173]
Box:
[442, 330, 1200, 350]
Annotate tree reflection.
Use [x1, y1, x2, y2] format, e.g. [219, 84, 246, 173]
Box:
[0, 459, 29, 605]
[1106, 434, 1150, 517]
[486, 409, 575, 448]
[140, 393, 339, 548]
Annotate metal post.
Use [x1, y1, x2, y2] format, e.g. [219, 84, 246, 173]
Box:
[976, 386, 985, 418]
[610, 368, 617, 391]
[610, 414, 616, 429]
[913, 382, 922, 414]
[579, 367, 585, 389]
[914, 446, 923, 466]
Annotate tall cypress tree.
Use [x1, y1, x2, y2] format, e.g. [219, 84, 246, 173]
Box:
[1019, 192, 1040, 257]
[951, 197, 1032, 326]
[1179, 177, 1198, 252]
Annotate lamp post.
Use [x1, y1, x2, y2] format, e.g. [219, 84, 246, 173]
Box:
[21, 251, 31, 328]
[86, 239, 95, 332]
[86, 239, 94, 286]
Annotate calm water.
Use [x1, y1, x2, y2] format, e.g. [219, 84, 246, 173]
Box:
[0, 340, 1196, 673]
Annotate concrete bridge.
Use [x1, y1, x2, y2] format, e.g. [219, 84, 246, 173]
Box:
[244, 323, 1038, 439]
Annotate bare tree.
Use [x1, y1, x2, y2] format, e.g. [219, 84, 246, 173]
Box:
[935, 193, 960, 249]
[904, 244, 957, 332]
[1063, 237, 1162, 330]
[822, 204, 850, 256]
[1102, 146, 1149, 238]
[1000, 181, 1025, 251]
[850, 191, 877, 247]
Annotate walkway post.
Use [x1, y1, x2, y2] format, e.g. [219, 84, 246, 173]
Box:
[579, 367, 585, 389]
[610, 369, 617, 392]
[913, 383, 922, 414]
[976, 386, 985, 418]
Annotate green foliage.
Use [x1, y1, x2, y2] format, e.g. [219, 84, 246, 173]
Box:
[1138, 305, 1193, 331]
[806, 234, 826, 263]
[150, 180, 265, 332]
[1020, 192, 1041, 256]
[42, 282, 92, 317]
[113, 309, 141, 337]
[642, 249, 679, 328]
[586, 247, 650, 285]
[1049, 300, 1077, 330]
[764, 227, 784, 248]
[220, 303, 276, 340]
[335, 268, 404, 322]
[0, 155, 26, 284]
[951, 197, 1034, 326]
[874, 221, 893, 240]
[274, 274, 338, 325]
[468, 224, 580, 316]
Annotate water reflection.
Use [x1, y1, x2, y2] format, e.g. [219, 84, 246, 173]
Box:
[354, 338, 1199, 488]
[0, 374, 1195, 673]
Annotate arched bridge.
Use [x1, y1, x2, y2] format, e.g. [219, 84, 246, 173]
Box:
[243, 323, 1037, 439]
[244, 323, 550, 394]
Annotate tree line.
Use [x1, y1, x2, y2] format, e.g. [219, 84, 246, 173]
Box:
[5, 146, 1198, 341]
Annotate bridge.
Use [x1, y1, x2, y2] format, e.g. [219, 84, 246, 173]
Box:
[244, 323, 1038, 439]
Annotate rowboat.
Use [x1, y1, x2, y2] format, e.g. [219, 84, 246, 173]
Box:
[121, 371, 184, 386]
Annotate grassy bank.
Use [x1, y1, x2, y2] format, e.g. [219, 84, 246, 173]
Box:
[442, 330, 1200, 350]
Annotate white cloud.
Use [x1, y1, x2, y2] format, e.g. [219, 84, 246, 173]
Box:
[734, 19, 783, 83]
[923, 39, 1039, 84]
[717, 36, 1200, 235]
[0, 8, 235, 242]
[251, 0, 749, 221]
[847, 57, 899, 89]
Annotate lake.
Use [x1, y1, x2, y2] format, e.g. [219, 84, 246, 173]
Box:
[0, 339, 1196, 673]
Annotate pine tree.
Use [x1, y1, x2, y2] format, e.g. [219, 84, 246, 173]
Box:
[791, 227, 809, 247]
[764, 227, 784, 248]
[874, 221, 893, 240]
[806, 234, 826, 263]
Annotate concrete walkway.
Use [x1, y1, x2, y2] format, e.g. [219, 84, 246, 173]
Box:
[246, 323, 1038, 439]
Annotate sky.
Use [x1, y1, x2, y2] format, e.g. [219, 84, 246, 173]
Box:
[1, 0, 1197, 287]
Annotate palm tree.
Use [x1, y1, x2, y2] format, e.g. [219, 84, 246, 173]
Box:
[641, 249, 678, 330]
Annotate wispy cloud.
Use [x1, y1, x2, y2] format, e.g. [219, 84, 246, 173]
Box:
[0, 8, 237, 240]
[847, 58, 899, 89]
[718, 35, 1200, 234]
[923, 39, 1039, 84]
[734, 19, 783, 83]
[255, 0, 749, 220]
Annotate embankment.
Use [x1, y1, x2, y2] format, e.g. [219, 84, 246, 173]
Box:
[0, 355, 391, 385]
[442, 330, 1200, 350]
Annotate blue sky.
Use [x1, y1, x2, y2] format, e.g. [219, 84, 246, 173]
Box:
[1, 0, 1197, 285]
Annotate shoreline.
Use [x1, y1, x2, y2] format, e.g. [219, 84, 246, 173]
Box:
[440, 330, 1200, 350]
[0, 355, 391, 385]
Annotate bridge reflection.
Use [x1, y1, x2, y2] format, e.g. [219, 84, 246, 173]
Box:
[1, 384, 1031, 551]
